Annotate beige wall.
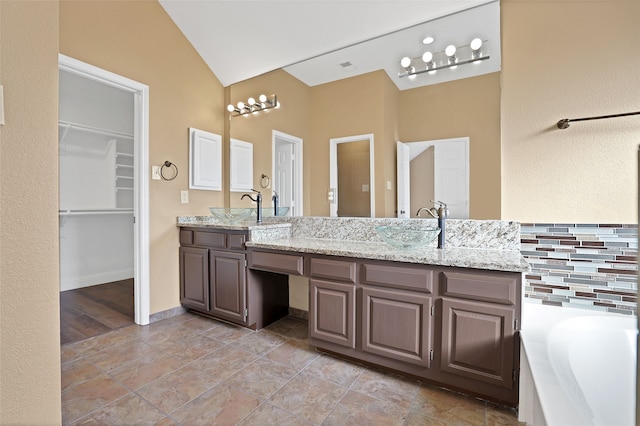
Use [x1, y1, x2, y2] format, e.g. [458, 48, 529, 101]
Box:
[60, 0, 226, 314]
[0, 1, 62, 423]
[399, 72, 502, 219]
[501, 0, 640, 223]
[410, 147, 435, 217]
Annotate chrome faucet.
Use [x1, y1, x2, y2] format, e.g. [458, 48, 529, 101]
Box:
[272, 190, 279, 216]
[416, 207, 439, 218]
[241, 189, 262, 223]
[417, 201, 447, 249]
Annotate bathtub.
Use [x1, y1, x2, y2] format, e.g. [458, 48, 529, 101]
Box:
[519, 303, 637, 426]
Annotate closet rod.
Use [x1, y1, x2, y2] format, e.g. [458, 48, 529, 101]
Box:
[557, 111, 640, 129]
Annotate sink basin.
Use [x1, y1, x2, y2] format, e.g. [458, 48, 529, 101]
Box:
[209, 207, 253, 224]
[375, 224, 440, 250]
[258, 207, 290, 217]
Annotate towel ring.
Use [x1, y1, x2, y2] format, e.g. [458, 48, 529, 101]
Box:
[160, 161, 178, 181]
[260, 173, 270, 188]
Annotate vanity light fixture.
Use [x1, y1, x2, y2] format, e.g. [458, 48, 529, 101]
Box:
[398, 38, 490, 80]
[227, 94, 279, 118]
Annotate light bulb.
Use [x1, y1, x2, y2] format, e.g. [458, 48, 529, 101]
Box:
[400, 57, 412, 68]
[237, 101, 245, 109]
[227, 104, 235, 112]
[247, 97, 255, 105]
[422, 52, 433, 64]
[259, 94, 267, 103]
[445, 45, 456, 57]
[470, 38, 482, 52]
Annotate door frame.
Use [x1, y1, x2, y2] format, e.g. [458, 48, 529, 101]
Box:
[329, 134, 375, 217]
[59, 54, 150, 325]
[272, 130, 303, 216]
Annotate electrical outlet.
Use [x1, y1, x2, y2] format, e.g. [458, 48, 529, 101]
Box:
[152, 166, 161, 180]
[180, 190, 189, 204]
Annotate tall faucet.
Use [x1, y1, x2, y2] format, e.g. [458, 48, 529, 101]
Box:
[272, 190, 279, 216]
[241, 189, 262, 223]
[416, 201, 447, 249]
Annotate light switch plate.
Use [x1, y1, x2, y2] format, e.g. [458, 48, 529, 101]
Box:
[180, 190, 189, 204]
[152, 166, 161, 180]
[386, 180, 393, 190]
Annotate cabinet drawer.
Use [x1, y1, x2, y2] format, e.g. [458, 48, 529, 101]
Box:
[249, 250, 304, 275]
[441, 271, 518, 305]
[228, 233, 246, 251]
[362, 263, 433, 293]
[179, 230, 194, 245]
[194, 231, 226, 249]
[310, 257, 356, 283]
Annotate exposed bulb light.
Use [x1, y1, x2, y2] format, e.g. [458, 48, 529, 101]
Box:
[228, 94, 279, 118]
[400, 57, 412, 68]
[422, 51, 435, 70]
[470, 38, 482, 52]
[408, 67, 416, 80]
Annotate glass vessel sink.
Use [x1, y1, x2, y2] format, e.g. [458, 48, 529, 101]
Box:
[208, 207, 253, 224]
[258, 207, 290, 217]
[375, 224, 440, 250]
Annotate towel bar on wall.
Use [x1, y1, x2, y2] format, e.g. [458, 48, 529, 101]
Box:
[557, 111, 640, 129]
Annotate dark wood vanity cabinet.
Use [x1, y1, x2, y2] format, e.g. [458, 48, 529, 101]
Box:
[179, 228, 288, 329]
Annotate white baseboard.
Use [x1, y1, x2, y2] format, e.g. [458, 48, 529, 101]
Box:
[60, 269, 134, 292]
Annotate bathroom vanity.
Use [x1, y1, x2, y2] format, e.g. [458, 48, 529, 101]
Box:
[177, 216, 529, 406]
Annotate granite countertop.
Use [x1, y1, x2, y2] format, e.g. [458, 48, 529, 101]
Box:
[246, 237, 530, 273]
[177, 215, 530, 273]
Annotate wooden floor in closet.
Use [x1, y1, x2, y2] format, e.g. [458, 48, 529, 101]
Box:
[60, 279, 134, 345]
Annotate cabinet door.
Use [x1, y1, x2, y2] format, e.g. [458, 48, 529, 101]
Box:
[441, 298, 515, 389]
[310, 279, 356, 348]
[210, 250, 247, 324]
[179, 246, 210, 311]
[362, 287, 432, 367]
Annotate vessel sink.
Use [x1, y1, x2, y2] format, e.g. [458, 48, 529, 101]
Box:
[375, 224, 440, 250]
[259, 207, 290, 217]
[208, 207, 253, 224]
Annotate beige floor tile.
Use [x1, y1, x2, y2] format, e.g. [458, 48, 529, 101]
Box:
[322, 390, 408, 425]
[303, 354, 365, 387]
[170, 384, 260, 425]
[85, 339, 156, 373]
[181, 314, 224, 333]
[238, 402, 310, 426]
[202, 321, 254, 342]
[485, 404, 523, 425]
[269, 372, 348, 424]
[350, 368, 420, 410]
[404, 409, 449, 426]
[222, 357, 299, 400]
[188, 345, 260, 381]
[70, 393, 164, 425]
[411, 384, 486, 426]
[61, 328, 137, 362]
[264, 338, 319, 370]
[145, 331, 226, 361]
[61, 374, 130, 424]
[107, 351, 188, 390]
[61, 358, 103, 392]
[232, 329, 286, 355]
[137, 364, 221, 415]
[153, 416, 179, 426]
[264, 316, 310, 340]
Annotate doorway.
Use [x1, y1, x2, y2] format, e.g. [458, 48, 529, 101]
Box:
[397, 137, 469, 219]
[272, 130, 303, 216]
[58, 55, 150, 336]
[329, 134, 375, 217]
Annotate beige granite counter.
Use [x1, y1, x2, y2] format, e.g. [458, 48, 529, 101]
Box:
[246, 237, 530, 272]
[177, 215, 530, 273]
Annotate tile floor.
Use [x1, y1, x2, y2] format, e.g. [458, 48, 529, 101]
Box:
[61, 313, 523, 425]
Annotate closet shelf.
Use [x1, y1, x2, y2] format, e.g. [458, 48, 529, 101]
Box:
[59, 208, 134, 216]
[59, 120, 134, 142]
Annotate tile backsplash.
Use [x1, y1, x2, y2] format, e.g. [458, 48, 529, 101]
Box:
[521, 224, 637, 315]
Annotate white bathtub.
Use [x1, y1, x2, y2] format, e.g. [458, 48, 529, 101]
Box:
[519, 303, 637, 426]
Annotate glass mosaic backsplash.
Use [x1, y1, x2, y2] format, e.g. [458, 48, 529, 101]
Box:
[521, 224, 638, 315]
